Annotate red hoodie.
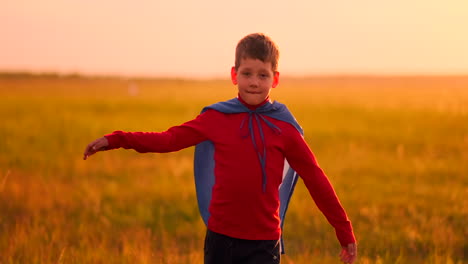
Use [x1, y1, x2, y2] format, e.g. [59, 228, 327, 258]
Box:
[105, 97, 356, 246]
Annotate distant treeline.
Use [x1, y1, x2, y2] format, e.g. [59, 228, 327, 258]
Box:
[0, 71, 222, 82]
[0, 71, 123, 80]
[1, 71, 467, 81]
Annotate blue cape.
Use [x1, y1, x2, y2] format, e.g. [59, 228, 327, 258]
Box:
[194, 98, 303, 254]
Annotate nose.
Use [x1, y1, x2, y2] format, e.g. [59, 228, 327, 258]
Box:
[249, 76, 259, 87]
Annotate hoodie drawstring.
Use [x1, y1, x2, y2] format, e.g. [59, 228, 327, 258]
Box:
[240, 111, 282, 192]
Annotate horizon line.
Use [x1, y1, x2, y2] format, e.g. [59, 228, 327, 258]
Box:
[1, 70, 467, 81]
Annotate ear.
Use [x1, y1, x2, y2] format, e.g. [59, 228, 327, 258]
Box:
[272, 71, 280, 88]
[231, 67, 238, 85]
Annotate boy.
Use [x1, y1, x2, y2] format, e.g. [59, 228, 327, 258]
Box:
[83, 33, 357, 264]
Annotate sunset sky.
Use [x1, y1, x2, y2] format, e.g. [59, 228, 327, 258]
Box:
[2, 0, 468, 78]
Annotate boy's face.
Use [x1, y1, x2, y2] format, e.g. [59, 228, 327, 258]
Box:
[231, 58, 279, 105]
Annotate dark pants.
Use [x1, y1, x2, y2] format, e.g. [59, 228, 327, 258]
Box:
[204, 229, 281, 264]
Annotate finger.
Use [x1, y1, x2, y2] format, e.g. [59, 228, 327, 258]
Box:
[83, 145, 90, 157]
[348, 243, 356, 255]
[348, 244, 357, 259]
[346, 244, 357, 263]
[83, 149, 93, 160]
[340, 249, 346, 258]
[83, 144, 97, 160]
[84, 142, 95, 155]
[83, 149, 90, 160]
[340, 249, 350, 263]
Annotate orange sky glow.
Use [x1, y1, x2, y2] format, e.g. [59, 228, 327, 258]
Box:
[2, 0, 468, 78]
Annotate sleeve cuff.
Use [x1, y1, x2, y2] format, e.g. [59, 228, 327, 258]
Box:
[104, 131, 124, 150]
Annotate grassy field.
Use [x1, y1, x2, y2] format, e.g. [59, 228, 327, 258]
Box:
[0, 74, 467, 263]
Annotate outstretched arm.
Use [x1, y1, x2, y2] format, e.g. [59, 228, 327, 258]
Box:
[83, 137, 109, 160]
[83, 111, 213, 160]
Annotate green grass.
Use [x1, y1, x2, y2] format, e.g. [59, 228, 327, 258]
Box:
[0, 75, 467, 263]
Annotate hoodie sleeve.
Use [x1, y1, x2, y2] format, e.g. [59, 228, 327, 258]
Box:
[105, 112, 211, 153]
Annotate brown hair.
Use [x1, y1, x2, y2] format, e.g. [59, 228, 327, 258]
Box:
[235, 33, 279, 72]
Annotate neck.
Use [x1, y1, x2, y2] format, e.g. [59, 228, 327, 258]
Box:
[237, 94, 270, 110]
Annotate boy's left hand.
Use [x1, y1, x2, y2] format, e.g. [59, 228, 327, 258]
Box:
[340, 243, 357, 264]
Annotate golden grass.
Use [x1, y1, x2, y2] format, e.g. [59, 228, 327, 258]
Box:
[0, 74, 467, 263]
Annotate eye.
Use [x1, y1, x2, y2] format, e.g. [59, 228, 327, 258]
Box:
[242, 72, 251, 77]
[259, 73, 269, 79]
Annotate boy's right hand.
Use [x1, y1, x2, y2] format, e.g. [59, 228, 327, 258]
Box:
[83, 137, 109, 160]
